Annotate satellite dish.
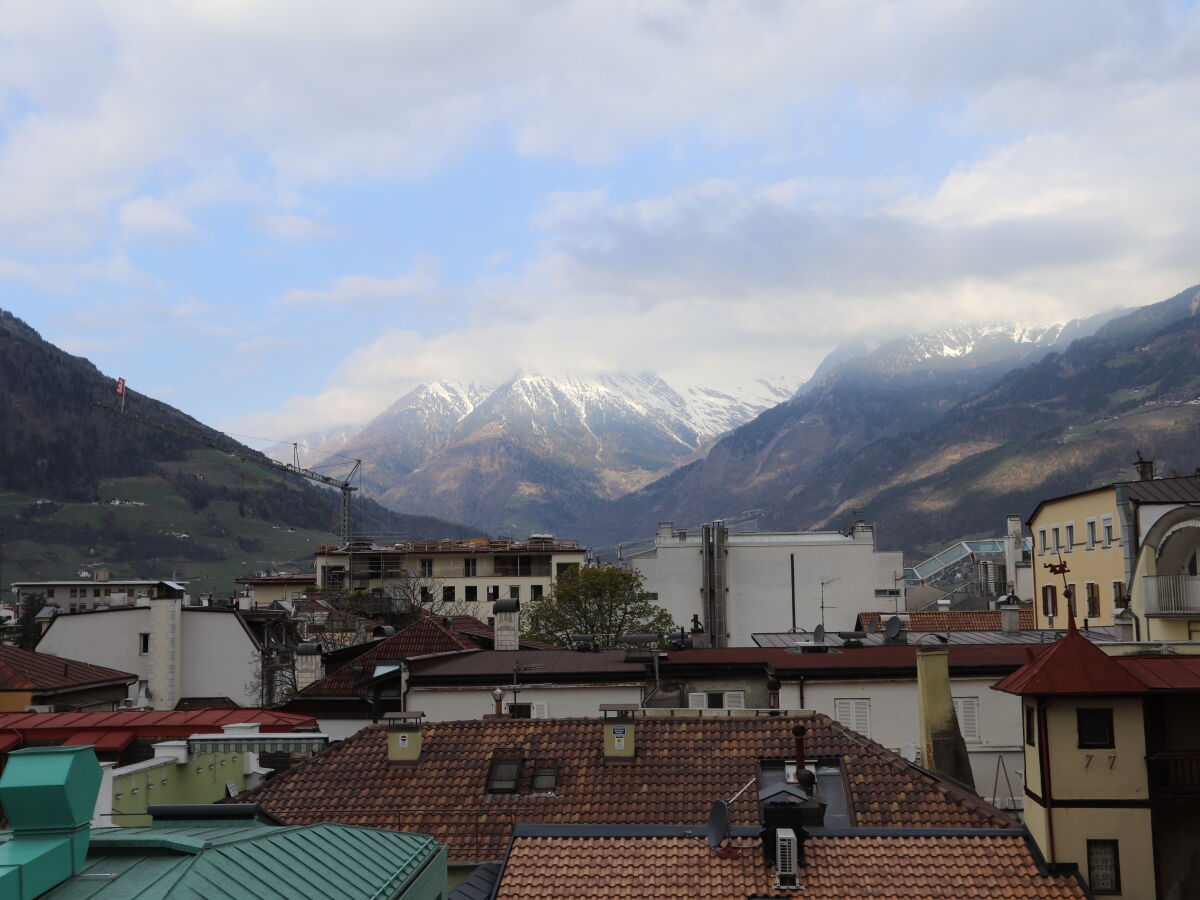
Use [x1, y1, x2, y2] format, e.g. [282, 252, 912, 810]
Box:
[705, 800, 731, 849]
[884, 616, 902, 640]
[813, 624, 826, 644]
[866, 619, 878, 634]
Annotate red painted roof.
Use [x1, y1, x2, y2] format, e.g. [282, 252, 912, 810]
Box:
[0, 644, 136, 693]
[62, 729, 135, 752]
[1112, 655, 1200, 690]
[993, 622, 1147, 696]
[0, 708, 316, 738]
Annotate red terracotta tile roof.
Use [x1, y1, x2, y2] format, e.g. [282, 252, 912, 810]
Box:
[495, 832, 1087, 899]
[447, 615, 561, 650]
[243, 714, 1016, 863]
[295, 615, 487, 697]
[857, 608, 1036, 632]
[993, 623, 1146, 696]
[0, 644, 136, 693]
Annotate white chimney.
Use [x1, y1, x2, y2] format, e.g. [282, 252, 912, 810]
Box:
[999, 604, 1021, 634]
[493, 598, 520, 652]
[152, 740, 189, 765]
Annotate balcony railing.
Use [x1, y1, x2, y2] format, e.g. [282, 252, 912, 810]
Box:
[1143, 575, 1200, 615]
[1148, 751, 1200, 795]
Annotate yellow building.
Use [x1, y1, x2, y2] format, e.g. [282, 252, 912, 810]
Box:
[994, 620, 1200, 899]
[1027, 464, 1200, 633]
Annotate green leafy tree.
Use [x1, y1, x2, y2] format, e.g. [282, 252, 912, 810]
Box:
[17, 592, 46, 651]
[523, 566, 675, 649]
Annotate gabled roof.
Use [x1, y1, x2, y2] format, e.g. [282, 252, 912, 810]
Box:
[856, 608, 1036, 632]
[494, 828, 1087, 899]
[294, 614, 487, 698]
[0, 644, 136, 694]
[992, 621, 1146, 696]
[242, 714, 1016, 863]
[1123, 473, 1200, 504]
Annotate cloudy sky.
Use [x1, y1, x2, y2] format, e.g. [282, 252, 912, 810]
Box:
[3, 0, 1198, 441]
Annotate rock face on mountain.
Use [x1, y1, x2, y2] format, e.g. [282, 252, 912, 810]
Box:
[579, 289, 1199, 555]
[317, 371, 795, 535]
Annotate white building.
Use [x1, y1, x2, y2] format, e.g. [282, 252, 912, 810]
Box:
[36, 598, 269, 709]
[630, 521, 905, 646]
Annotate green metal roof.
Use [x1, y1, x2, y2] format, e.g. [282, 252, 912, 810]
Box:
[21, 822, 445, 899]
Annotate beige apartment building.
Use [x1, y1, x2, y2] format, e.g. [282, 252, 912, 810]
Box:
[312, 535, 588, 611]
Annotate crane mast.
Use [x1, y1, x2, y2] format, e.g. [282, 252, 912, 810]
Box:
[92, 401, 360, 544]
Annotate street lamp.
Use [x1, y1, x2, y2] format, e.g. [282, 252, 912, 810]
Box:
[492, 686, 504, 716]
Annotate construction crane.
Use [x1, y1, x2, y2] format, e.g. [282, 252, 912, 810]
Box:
[92, 401, 361, 544]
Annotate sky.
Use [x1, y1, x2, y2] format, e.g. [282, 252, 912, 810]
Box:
[2, 0, 1199, 445]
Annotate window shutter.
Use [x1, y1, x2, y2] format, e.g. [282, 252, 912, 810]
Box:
[723, 691, 746, 709]
[688, 693, 707, 709]
[953, 697, 980, 742]
[834, 699, 870, 738]
[532, 702, 549, 719]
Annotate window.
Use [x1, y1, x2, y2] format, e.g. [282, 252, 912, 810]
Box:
[93, 588, 101, 597]
[687, 691, 746, 710]
[531, 584, 543, 601]
[1087, 840, 1121, 894]
[509, 585, 520, 601]
[1086, 520, 1097, 550]
[486, 585, 500, 602]
[530, 761, 558, 793]
[1077, 708, 1115, 749]
[1038, 529, 1048, 556]
[834, 698, 871, 738]
[1064, 524, 1075, 553]
[1041, 584, 1058, 618]
[442, 585, 455, 603]
[463, 558, 477, 577]
[46, 588, 55, 599]
[419, 586, 432, 603]
[506, 703, 532, 719]
[1066, 583, 1077, 614]
[495, 555, 552, 577]
[1086, 583, 1100, 618]
[419, 558, 434, 577]
[952, 697, 980, 742]
[465, 585, 478, 602]
[1102, 516, 1114, 548]
[485, 751, 524, 794]
[139, 633, 151, 655]
[1189, 621, 1200, 641]
[1112, 581, 1125, 608]
[1025, 706, 1036, 746]
[69, 588, 78, 598]
[1052, 527, 1062, 555]
[556, 562, 579, 577]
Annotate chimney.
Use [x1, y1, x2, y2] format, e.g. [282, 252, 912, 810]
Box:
[493, 599, 520, 651]
[0, 746, 103, 900]
[147, 594, 183, 710]
[999, 604, 1021, 634]
[916, 647, 975, 789]
[1135, 456, 1155, 481]
[1004, 515, 1023, 594]
[385, 713, 424, 765]
[657, 521, 674, 540]
[600, 705, 636, 761]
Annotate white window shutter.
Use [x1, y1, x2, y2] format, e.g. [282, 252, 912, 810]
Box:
[688, 692, 707, 709]
[532, 702, 549, 719]
[723, 691, 746, 709]
[834, 699, 871, 738]
[953, 697, 980, 742]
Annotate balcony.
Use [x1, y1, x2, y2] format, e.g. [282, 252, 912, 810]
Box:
[1148, 751, 1200, 796]
[1142, 574, 1200, 616]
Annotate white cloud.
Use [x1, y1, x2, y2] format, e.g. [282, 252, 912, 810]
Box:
[254, 213, 335, 241]
[118, 196, 200, 243]
[274, 260, 437, 308]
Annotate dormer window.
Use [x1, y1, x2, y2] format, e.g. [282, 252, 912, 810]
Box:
[486, 749, 524, 794]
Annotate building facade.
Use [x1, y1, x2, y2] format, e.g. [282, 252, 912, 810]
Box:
[630, 521, 905, 646]
[313, 536, 587, 613]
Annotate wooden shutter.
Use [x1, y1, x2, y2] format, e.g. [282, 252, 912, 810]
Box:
[834, 699, 871, 738]
[723, 691, 746, 709]
[532, 702, 549, 719]
[953, 697, 980, 742]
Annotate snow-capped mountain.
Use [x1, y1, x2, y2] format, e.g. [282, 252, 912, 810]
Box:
[287, 370, 796, 534]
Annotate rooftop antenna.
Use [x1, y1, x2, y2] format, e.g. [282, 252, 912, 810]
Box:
[705, 800, 731, 850]
[819, 577, 840, 629]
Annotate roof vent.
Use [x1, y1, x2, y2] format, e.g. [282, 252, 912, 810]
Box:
[776, 827, 799, 884]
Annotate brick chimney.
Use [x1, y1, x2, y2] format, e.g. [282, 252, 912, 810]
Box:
[1135, 455, 1155, 481]
[916, 647, 975, 789]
